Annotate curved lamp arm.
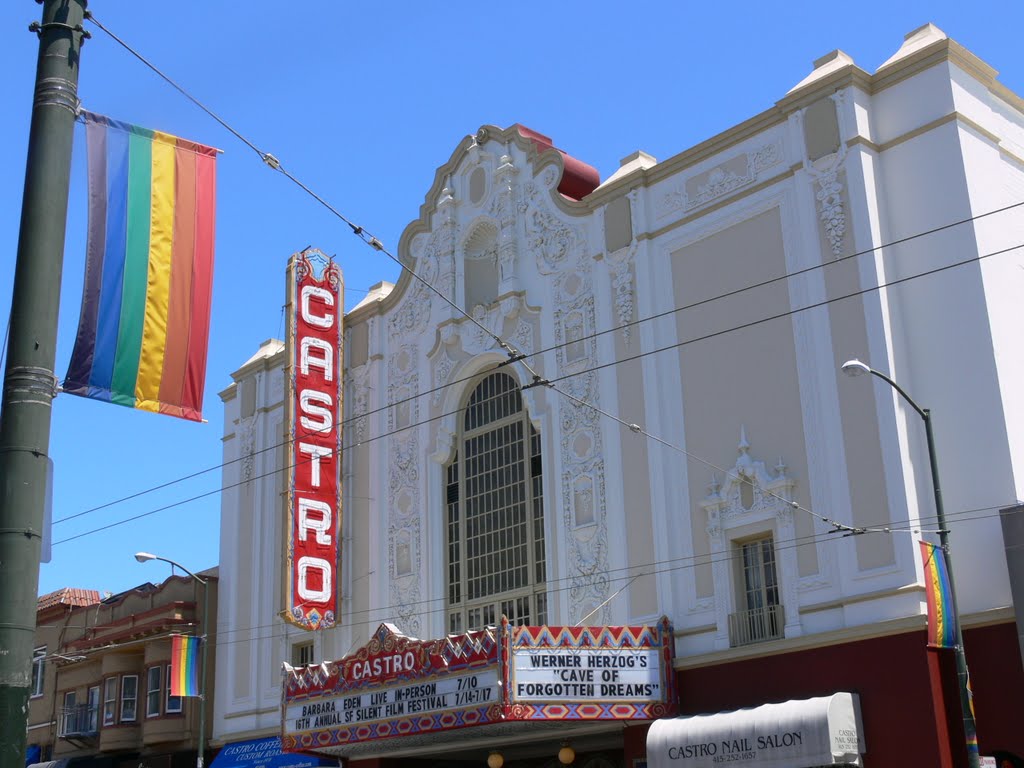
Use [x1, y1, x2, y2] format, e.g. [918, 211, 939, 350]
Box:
[134, 552, 207, 585]
[840, 359, 927, 420]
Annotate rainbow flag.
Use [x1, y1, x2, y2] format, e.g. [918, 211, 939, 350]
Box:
[170, 634, 202, 697]
[919, 540, 956, 648]
[966, 672, 979, 758]
[63, 111, 217, 422]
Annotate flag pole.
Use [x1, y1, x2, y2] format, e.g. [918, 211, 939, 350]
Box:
[0, 2, 87, 766]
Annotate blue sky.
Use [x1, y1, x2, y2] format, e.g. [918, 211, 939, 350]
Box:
[1, 1, 1021, 598]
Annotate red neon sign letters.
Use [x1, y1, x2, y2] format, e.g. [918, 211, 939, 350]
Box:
[284, 248, 343, 630]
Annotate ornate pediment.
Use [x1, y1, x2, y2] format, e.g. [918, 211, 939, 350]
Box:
[701, 425, 796, 530]
[699, 427, 803, 647]
[384, 125, 597, 331]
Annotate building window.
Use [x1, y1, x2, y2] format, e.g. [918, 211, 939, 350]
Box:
[120, 674, 138, 722]
[146, 666, 162, 718]
[30, 647, 46, 698]
[165, 666, 182, 714]
[103, 677, 118, 725]
[292, 641, 315, 667]
[87, 686, 100, 732]
[445, 372, 547, 632]
[58, 690, 77, 736]
[701, 434, 800, 649]
[728, 536, 783, 646]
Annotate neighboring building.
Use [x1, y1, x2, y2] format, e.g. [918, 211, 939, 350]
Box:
[27, 587, 103, 764]
[28, 573, 217, 768]
[214, 23, 1024, 767]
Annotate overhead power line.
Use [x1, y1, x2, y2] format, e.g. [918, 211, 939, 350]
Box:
[82, 10, 1024, 526]
[52, 194, 1024, 527]
[536, 242, 1024, 389]
[84, 11, 539, 378]
[209, 500, 1023, 644]
[516, 200, 1024, 365]
[69, 12, 1024, 561]
[48, 501, 1018, 657]
[42, 499, 1018, 646]
[52, 239, 1024, 546]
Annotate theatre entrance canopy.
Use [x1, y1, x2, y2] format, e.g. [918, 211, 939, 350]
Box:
[282, 618, 676, 761]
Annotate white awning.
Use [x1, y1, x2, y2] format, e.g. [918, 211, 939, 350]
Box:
[647, 692, 865, 768]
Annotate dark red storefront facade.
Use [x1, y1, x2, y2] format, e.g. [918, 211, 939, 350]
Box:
[619, 620, 1024, 768]
[336, 621, 1022, 767]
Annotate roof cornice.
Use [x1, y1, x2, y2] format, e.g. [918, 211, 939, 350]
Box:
[339, 30, 1022, 334]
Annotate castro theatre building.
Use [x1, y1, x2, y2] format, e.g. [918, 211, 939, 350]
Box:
[212, 25, 1024, 768]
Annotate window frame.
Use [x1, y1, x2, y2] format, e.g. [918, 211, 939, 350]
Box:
[86, 685, 100, 732]
[165, 665, 182, 714]
[120, 674, 138, 723]
[145, 666, 162, 718]
[444, 372, 547, 633]
[736, 535, 780, 614]
[727, 533, 784, 646]
[30, 646, 46, 698]
[60, 690, 77, 736]
[103, 676, 118, 726]
[292, 641, 314, 668]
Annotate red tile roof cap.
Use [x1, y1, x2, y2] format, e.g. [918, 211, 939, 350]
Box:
[513, 124, 600, 201]
[37, 587, 102, 612]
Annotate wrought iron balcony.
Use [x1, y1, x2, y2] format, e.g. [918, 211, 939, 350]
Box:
[728, 603, 784, 647]
[58, 704, 99, 738]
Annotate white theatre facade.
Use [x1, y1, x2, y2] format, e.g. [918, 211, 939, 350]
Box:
[213, 25, 1024, 768]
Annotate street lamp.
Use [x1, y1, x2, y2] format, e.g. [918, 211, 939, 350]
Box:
[135, 552, 210, 768]
[840, 359, 979, 768]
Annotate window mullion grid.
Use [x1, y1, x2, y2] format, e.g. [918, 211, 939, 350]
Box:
[762, 538, 779, 607]
[451, 373, 546, 632]
[528, 424, 546, 620]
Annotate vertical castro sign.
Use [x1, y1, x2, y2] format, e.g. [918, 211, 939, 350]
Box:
[285, 248, 343, 630]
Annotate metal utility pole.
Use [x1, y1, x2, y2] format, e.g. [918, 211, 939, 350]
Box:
[0, 1, 87, 766]
[842, 360, 979, 768]
[135, 554, 211, 768]
[922, 407, 980, 768]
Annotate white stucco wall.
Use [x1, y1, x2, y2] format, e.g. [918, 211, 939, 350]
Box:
[212, 31, 1024, 744]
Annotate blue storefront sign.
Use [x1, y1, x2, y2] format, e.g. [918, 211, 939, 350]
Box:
[212, 738, 336, 768]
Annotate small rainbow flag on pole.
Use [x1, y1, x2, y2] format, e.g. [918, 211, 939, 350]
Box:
[63, 111, 218, 422]
[919, 540, 956, 648]
[170, 634, 202, 697]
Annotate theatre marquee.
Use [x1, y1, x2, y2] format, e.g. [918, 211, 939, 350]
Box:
[282, 618, 675, 758]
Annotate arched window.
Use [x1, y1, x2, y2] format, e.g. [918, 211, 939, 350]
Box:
[445, 372, 547, 632]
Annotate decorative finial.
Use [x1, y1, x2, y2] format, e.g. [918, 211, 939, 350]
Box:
[439, 175, 455, 208]
[738, 425, 750, 454]
[708, 473, 721, 496]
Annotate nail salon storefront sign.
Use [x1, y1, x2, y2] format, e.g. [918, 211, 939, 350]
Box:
[646, 693, 866, 768]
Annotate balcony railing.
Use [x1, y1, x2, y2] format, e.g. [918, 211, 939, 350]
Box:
[728, 603, 784, 647]
[58, 704, 99, 738]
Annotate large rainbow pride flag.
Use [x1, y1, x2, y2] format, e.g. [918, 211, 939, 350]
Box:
[170, 634, 202, 697]
[63, 111, 217, 422]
